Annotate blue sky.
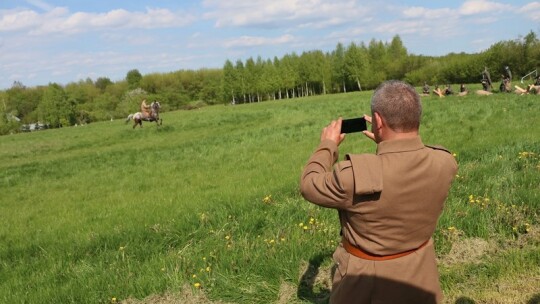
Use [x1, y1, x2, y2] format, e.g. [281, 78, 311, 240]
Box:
[1, 0, 539, 89]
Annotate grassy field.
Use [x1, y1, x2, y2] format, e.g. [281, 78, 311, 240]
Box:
[0, 90, 539, 303]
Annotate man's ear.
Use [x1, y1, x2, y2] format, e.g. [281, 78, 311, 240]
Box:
[374, 112, 384, 129]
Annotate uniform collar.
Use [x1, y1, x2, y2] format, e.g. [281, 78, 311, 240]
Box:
[376, 136, 424, 155]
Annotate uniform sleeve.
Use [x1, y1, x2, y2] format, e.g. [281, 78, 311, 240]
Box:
[300, 140, 354, 209]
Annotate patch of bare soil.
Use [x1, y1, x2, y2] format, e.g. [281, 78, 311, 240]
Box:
[444, 274, 540, 304]
[121, 284, 230, 304]
[276, 281, 297, 304]
[441, 227, 540, 304]
[438, 237, 495, 267]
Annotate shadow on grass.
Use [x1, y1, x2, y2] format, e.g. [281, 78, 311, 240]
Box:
[455, 296, 475, 303]
[297, 253, 332, 304]
[455, 293, 540, 304]
[528, 294, 540, 304]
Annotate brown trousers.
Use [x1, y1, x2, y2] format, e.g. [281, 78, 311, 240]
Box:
[330, 238, 441, 304]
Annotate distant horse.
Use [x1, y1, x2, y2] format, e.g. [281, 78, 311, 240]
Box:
[125, 101, 162, 128]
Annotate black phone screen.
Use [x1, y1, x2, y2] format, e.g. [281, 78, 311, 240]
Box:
[341, 117, 367, 133]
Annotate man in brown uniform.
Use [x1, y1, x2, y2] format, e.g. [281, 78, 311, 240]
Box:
[300, 80, 457, 303]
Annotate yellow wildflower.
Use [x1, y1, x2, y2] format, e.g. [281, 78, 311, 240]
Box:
[194, 282, 201, 288]
[263, 195, 272, 204]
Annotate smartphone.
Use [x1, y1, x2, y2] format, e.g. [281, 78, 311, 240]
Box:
[341, 117, 367, 133]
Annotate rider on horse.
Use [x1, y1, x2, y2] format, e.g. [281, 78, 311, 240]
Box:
[141, 99, 152, 119]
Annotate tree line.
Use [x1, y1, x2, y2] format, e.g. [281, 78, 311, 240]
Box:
[1, 31, 538, 135]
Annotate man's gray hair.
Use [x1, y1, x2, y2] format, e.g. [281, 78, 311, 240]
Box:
[371, 80, 422, 132]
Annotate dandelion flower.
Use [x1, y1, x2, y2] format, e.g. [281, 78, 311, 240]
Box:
[225, 235, 230, 240]
[206, 266, 211, 272]
[194, 282, 201, 288]
[111, 297, 117, 303]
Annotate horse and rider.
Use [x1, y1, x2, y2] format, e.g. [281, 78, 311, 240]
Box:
[125, 99, 162, 128]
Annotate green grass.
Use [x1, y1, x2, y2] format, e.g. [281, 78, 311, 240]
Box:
[0, 91, 539, 303]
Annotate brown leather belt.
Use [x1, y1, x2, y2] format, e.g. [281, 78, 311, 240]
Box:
[342, 237, 429, 261]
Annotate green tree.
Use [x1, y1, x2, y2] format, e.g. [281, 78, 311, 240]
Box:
[126, 69, 143, 90]
[235, 60, 247, 103]
[222, 60, 237, 104]
[199, 69, 222, 105]
[332, 42, 348, 93]
[5, 82, 41, 123]
[38, 83, 75, 127]
[344, 42, 370, 91]
[386, 35, 408, 79]
[95, 77, 113, 92]
[279, 53, 299, 99]
[367, 39, 388, 86]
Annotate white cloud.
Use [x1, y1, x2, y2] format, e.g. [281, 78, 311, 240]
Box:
[374, 20, 434, 35]
[518, 2, 540, 21]
[0, 7, 196, 35]
[402, 7, 454, 20]
[223, 34, 295, 48]
[458, 0, 513, 15]
[0, 9, 41, 31]
[203, 0, 369, 29]
[26, 0, 54, 11]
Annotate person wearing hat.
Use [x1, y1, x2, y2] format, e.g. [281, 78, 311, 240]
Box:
[300, 80, 457, 303]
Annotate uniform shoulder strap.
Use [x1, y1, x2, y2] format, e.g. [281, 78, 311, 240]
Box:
[344, 154, 383, 195]
[425, 144, 452, 154]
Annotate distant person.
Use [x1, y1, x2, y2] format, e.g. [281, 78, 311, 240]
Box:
[482, 67, 492, 91]
[444, 84, 453, 95]
[481, 79, 489, 92]
[458, 84, 468, 96]
[300, 80, 458, 303]
[422, 82, 430, 94]
[141, 99, 151, 118]
[535, 75, 540, 86]
[433, 84, 444, 97]
[500, 75, 511, 93]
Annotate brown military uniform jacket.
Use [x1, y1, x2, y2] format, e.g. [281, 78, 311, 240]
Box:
[300, 136, 457, 304]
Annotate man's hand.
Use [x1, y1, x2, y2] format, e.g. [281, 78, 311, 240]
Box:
[362, 114, 376, 142]
[321, 118, 346, 145]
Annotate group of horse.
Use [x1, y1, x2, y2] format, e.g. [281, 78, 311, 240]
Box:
[125, 100, 162, 128]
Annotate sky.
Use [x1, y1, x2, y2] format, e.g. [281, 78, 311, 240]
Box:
[0, 0, 539, 89]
